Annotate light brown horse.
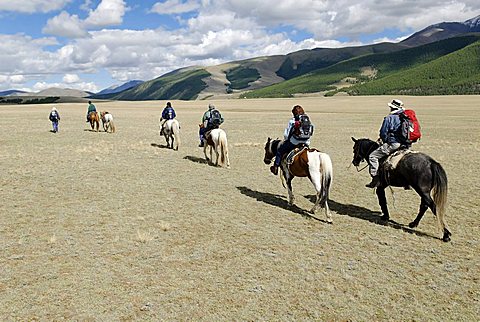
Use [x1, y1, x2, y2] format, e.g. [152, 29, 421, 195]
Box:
[264, 137, 333, 222]
[88, 111, 100, 132]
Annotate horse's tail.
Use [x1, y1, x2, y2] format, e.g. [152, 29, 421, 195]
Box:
[318, 152, 333, 206]
[216, 130, 229, 167]
[173, 120, 180, 150]
[110, 121, 116, 133]
[431, 160, 449, 234]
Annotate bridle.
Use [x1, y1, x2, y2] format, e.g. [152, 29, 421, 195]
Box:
[264, 139, 279, 164]
[352, 140, 377, 172]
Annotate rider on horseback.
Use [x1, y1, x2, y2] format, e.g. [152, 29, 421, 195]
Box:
[86, 101, 96, 122]
[366, 99, 408, 188]
[270, 105, 314, 175]
[160, 102, 176, 135]
[199, 103, 224, 147]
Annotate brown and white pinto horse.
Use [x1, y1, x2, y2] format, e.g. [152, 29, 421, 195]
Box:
[264, 137, 333, 222]
[88, 111, 100, 132]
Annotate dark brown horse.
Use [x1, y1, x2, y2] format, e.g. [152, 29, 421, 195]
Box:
[88, 111, 100, 132]
[264, 137, 333, 221]
[351, 137, 451, 242]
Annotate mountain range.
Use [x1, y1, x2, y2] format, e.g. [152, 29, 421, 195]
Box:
[92, 14, 480, 100]
[2, 15, 480, 102]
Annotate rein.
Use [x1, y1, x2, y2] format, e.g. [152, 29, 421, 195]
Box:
[352, 140, 378, 172]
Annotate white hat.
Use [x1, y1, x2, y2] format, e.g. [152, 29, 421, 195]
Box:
[208, 103, 215, 110]
[388, 99, 404, 110]
[51, 107, 57, 111]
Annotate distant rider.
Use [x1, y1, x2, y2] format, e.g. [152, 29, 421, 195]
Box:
[199, 103, 224, 147]
[270, 105, 314, 175]
[365, 99, 406, 188]
[86, 100, 97, 122]
[49, 107, 60, 133]
[160, 102, 176, 135]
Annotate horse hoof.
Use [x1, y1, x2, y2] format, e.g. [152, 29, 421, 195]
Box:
[442, 236, 451, 242]
[408, 221, 418, 228]
[380, 215, 389, 221]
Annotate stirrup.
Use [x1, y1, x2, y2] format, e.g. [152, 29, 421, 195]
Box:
[270, 165, 278, 175]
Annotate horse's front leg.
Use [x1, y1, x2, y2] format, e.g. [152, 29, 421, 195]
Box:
[203, 144, 210, 162]
[376, 187, 389, 221]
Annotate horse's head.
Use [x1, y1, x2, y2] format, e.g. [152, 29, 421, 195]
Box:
[263, 137, 276, 164]
[351, 137, 378, 166]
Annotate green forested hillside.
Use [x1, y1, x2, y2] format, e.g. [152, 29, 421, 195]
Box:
[99, 68, 210, 101]
[276, 42, 406, 80]
[226, 66, 261, 89]
[242, 35, 480, 98]
[345, 41, 480, 95]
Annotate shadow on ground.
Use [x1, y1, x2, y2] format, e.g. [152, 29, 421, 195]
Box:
[183, 155, 209, 165]
[151, 143, 172, 150]
[304, 194, 440, 240]
[237, 186, 329, 223]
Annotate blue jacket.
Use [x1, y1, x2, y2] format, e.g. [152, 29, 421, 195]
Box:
[162, 107, 176, 120]
[379, 109, 403, 144]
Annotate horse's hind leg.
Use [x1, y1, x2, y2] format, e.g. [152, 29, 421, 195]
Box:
[409, 190, 433, 228]
[286, 177, 295, 205]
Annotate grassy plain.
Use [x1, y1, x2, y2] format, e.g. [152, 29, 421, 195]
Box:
[0, 96, 479, 320]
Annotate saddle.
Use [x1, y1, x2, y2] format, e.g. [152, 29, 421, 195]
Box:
[285, 145, 308, 166]
[383, 148, 417, 171]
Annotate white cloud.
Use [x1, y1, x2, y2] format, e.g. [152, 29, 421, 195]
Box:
[80, 0, 92, 11]
[0, 0, 71, 13]
[43, 0, 128, 38]
[151, 0, 200, 15]
[84, 0, 127, 27]
[63, 73, 80, 83]
[43, 11, 89, 38]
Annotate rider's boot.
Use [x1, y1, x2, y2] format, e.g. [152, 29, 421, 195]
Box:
[365, 175, 380, 188]
[270, 165, 279, 175]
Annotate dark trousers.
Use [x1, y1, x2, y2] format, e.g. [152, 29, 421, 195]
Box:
[274, 140, 296, 167]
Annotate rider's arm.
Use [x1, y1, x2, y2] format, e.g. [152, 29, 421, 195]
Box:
[379, 117, 390, 142]
[283, 120, 294, 140]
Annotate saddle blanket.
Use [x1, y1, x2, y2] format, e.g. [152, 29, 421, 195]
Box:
[384, 149, 418, 170]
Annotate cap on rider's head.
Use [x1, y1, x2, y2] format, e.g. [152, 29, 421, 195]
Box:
[208, 103, 215, 110]
[51, 106, 57, 111]
[166, 102, 171, 107]
[388, 99, 404, 110]
[292, 105, 304, 116]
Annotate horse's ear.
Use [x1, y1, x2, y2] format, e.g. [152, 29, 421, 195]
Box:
[351, 137, 357, 143]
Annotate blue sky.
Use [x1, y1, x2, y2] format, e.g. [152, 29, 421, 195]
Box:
[0, 0, 479, 93]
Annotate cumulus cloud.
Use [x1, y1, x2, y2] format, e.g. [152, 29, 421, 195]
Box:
[85, 0, 127, 27]
[150, 0, 200, 15]
[43, 11, 89, 38]
[0, 0, 70, 13]
[43, 0, 128, 38]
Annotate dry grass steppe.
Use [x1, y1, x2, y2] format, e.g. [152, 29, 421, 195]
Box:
[0, 96, 479, 320]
